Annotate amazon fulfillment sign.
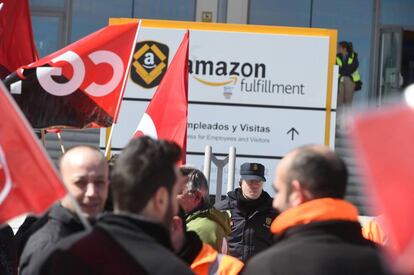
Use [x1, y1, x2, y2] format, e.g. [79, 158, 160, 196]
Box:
[101, 19, 338, 196]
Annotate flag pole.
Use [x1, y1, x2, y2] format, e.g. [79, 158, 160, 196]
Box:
[104, 124, 114, 158]
[104, 19, 142, 159]
[56, 132, 65, 154]
[41, 129, 46, 147]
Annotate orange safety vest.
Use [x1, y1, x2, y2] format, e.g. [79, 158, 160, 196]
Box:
[191, 243, 244, 275]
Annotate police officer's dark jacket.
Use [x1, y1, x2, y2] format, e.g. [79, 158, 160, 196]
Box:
[242, 198, 390, 275]
[214, 188, 278, 262]
[38, 212, 194, 275]
[19, 203, 84, 275]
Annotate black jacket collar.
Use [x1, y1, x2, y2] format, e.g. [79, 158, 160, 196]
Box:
[97, 213, 174, 251]
[278, 220, 373, 246]
[48, 203, 85, 229]
[227, 188, 275, 215]
[177, 231, 203, 265]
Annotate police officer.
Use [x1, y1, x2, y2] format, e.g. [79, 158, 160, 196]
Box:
[215, 163, 278, 262]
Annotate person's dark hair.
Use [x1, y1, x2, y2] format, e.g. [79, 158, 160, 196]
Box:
[104, 154, 119, 212]
[111, 136, 181, 213]
[338, 41, 348, 51]
[179, 167, 209, 204]
[108, 154, 118, 173]
[286, 146, 348, 199]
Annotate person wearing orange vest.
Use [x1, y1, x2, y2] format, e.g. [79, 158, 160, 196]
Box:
[242, 145, 390, 275]
[171, 208, 244, 275]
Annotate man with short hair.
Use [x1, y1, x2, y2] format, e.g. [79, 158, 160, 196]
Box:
[38, 137, 193, 275]
[19, 145, 109, 275]
[242, 145, 390, 275]
[215, 163, 278, 261]
[178, 167, 231, 252]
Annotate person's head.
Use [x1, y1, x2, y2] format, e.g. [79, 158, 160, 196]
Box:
[177, 167, 209, 213]
[338, 41, 348, 55]
[273, 145, 348, 212]
[60, 145, 109, 219]
[111, 136, 184, 229]
[170, 207, 187, 253]
[239, 163, 266, 200]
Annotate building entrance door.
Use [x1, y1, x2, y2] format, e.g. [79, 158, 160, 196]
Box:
[378, 27, 403, 104]
[378, 27, 414, 104]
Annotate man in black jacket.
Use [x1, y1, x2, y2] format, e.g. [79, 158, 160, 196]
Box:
[19, 145, 110, 275]
[38, 137, 193, 275]
[215, 163, 278, 262]
[242, 145, 390, 275]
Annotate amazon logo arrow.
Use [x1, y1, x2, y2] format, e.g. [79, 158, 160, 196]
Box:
[287, 127, 299, 141]
[193, 76, 238, 87]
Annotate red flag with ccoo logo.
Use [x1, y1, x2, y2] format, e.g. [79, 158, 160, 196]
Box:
[133, 31, 189, 163]
[0, 82, 66, 223]
[3, 22, 140, 129]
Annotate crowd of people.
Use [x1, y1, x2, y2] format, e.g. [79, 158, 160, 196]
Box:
[0, 136, 392, 274]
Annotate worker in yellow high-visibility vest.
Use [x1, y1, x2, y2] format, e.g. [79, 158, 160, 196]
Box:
[336, 41, 361, 127]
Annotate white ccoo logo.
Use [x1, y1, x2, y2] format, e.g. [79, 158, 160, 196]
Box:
[36, 50, 124, 97]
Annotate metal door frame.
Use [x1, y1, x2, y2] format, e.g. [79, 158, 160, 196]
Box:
[377, 26, 404, 105]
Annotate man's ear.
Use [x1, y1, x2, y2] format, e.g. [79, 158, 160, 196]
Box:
[289, 180, 308, 206]
[153, 186, 169, 214]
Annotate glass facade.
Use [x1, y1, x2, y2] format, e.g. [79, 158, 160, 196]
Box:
[249, 0, 374, 105]
[31, 15, 61, 57]
[30, 0, 66, 57]
[30, 0, 196, 56]
[30, 0, 64, 9]
[249, 0, 311, 27]
[70, 0, 133, 42]
[133, 0, 195, 21]
[381, 0, 414, 26]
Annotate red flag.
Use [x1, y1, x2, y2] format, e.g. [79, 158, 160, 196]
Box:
[350, 104, 414, 272]
[0, 0, 38, 78]
[134, 31, 189, 163]
[0, 82, 66, 223]
[3, 22, 140, 129]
